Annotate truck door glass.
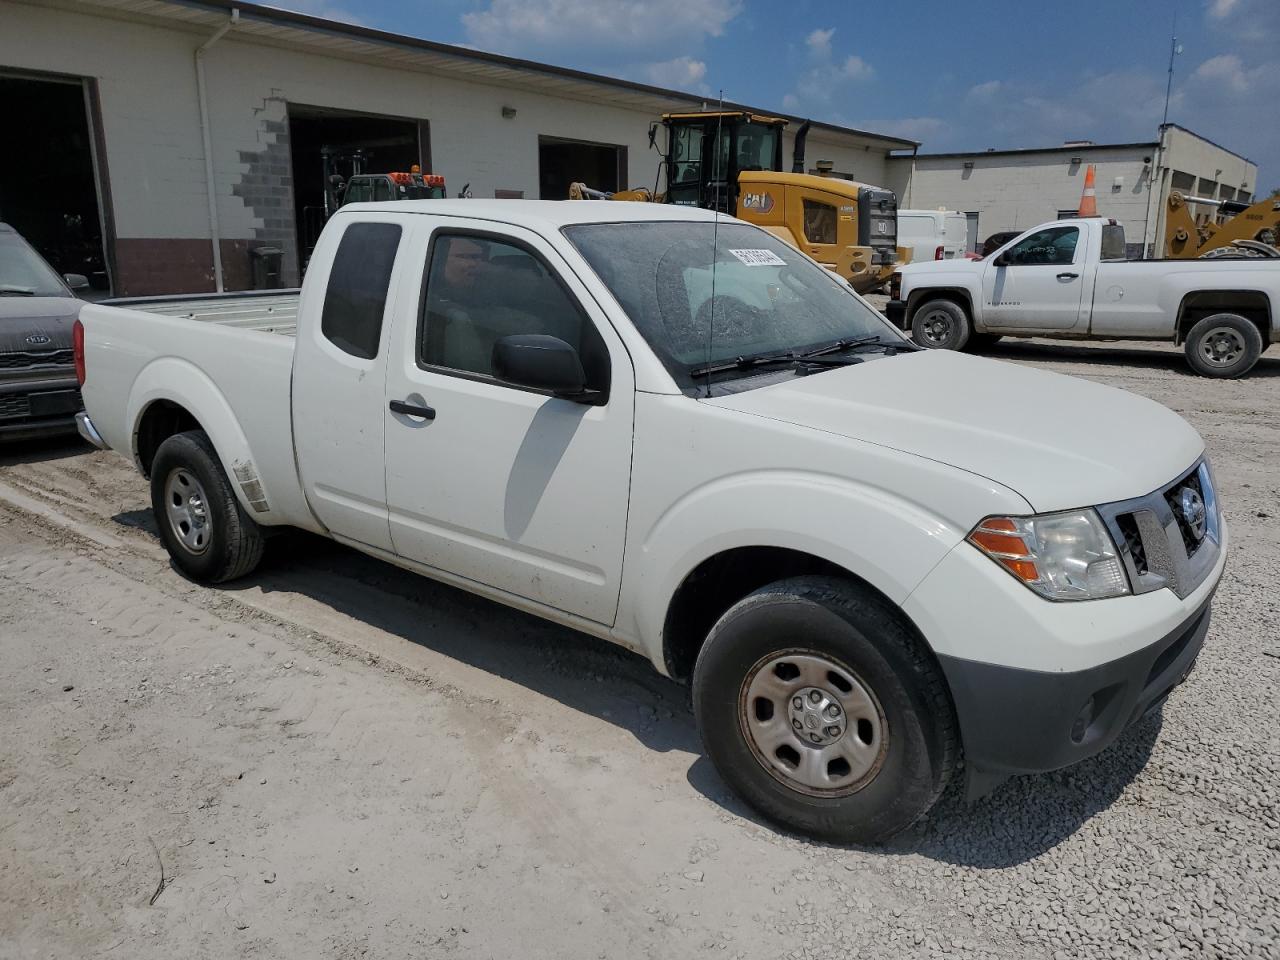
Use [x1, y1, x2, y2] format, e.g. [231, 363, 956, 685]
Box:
[372, 177, 392, 202]
[802, 200, 838, 245]
[319, 221, 402, 360]
[1003, 226, 1080, 265]
[344, 179, 370, 204]
[419, 234, 610, 394]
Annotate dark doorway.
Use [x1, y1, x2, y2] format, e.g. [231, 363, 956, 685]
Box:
[538, 137, 625, 200]
[288, 106, 424, 269]
[0, 74, 110, 291]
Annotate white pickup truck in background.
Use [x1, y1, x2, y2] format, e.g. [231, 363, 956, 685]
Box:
[75, 201, 1225, 842]
[886, 216, 1280, 377]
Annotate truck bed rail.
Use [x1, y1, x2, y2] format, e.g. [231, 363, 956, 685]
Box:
[101, 290, 300, 336]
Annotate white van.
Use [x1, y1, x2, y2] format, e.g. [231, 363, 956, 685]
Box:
[898, 209, 970, 262]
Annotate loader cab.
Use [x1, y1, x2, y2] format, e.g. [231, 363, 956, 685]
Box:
[659, 112, 786, 213]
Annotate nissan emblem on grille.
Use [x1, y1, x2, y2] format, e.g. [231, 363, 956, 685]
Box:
[1179, 486, 1208, 541]
[25, 334, 52, 346]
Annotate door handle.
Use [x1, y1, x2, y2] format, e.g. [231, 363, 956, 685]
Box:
[389, 399, 436, 420]
[1057, 272, 1079, 280]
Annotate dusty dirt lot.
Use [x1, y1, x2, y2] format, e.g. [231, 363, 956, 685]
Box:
[1, 338, 1278, 960]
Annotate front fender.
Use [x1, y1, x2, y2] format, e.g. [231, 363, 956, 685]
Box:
[127, 357, 260, 518]
[627, 469, 966, 669]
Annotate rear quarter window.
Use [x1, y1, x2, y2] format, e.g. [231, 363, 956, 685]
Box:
[320, 221, 402, 360]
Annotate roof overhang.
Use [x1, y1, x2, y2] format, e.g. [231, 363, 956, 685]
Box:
[50, 0, 917, 151]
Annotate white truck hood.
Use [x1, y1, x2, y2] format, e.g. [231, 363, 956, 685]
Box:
[707, 350, 1205, 513]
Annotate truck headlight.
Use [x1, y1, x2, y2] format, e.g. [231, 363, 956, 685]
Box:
[968, 510, 1130, 601]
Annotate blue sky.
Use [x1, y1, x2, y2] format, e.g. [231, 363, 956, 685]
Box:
[278, 0, 1278, 188]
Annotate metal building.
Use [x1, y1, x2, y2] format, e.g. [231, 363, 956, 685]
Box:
[886, 125, 1258, 257]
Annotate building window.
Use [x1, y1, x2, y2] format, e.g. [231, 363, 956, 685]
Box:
[320, 221, 401, 360]
[802, 199, 838, 245]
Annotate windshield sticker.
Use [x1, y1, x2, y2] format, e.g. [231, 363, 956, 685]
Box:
[728, 249, 787, 267]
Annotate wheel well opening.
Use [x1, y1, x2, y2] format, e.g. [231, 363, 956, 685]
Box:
[663, 547, 855, 684]
[136, 401, 203, 477]
[1176, 291, 1272, 346]
[906, 289, 972, 328]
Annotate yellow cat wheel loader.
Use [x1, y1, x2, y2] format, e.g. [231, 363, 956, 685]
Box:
[1163, 191, 1280, 259]
[568, 112, 906, 292]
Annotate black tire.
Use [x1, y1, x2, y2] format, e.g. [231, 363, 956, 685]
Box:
[692, 576, 958, 844]
[150, 430, 264, 583]
[1184, 313, 1263, 378]
[965, 333, 1004, 352]
[910, 298, 971, 351]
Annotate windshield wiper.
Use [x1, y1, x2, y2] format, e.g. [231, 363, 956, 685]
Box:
[796, 334, 882, 360]
[0, 286, 36, 296]
[689, 351, 802, 378]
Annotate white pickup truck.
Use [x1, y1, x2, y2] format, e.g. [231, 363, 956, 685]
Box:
[75, 201, 1225, 842]
[886, 216, 1279, 377]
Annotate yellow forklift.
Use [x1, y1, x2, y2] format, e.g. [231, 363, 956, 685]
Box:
[569, 112, 905, 292]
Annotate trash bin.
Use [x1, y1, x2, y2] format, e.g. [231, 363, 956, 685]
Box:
[249, 246, 283, 290]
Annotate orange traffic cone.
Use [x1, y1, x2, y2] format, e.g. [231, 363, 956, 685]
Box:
[1077, 164, 1098, 217]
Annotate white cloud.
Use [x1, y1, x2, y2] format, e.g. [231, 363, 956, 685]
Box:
[782, 93, 800, 110]
[463, 0, 741, 57]
[966, 80, 1002, 99]
[806, 28, 835, 58]
[1192, 53, 1252, 92]
[271, 0, 366, 25]
[840, 55, 873, 80]
[876, 116, 946, 141]
[1208, 0, 1240, 18]
[640, 56, 709, 93]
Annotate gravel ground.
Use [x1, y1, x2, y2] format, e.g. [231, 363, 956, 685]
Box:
[1, 335, 1278, 959]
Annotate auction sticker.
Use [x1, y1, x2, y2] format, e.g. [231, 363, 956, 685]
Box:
[728, 249, 787, 267]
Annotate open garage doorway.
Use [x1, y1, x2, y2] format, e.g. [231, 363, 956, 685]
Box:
[539, 137, 626, 200]
[0, 72, 111, 294]
[288, 106, 427, 269]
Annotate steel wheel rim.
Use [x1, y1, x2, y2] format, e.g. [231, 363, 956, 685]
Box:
[1199, 326, 1246, 367]
[920, 311, 954, 346]
[739, 650, 888, 797]
[164, 468, 212, 556]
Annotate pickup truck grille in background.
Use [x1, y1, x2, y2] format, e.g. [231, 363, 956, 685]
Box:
[1097, 460, 1221, 601]
[0, 349, 74, 370]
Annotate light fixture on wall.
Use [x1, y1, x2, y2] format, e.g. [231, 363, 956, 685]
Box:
[501, 105, 517, 119]
[1069, 156, 1082, 165]
[962, 160, 974, 169]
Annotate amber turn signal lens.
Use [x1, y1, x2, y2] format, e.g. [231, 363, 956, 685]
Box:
[968, 518, 1042, 584]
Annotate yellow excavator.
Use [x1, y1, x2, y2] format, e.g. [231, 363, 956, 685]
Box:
[568, 112, 906, 292]
[1162, 191, 1280, 259]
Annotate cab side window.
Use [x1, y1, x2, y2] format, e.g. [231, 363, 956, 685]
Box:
[1003, 226, 1080, 265]
[372, 177, 393, 202]
[802, 199, 838, 245]
[320, 221, 401, 360]
[419, 234, 610, 395]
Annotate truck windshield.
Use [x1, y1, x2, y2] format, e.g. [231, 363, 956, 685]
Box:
[0, 231, 71, 297]
[564, 221, 899, 391]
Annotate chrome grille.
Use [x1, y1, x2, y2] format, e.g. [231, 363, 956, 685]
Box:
[1097, 460, 1222, 600]
[0, 349, 73, 370]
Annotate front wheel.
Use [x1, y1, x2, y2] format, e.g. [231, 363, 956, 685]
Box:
[151, 430, 264, 583]
[692, 576, 958, 843]
[910, 299, 972, 351]
[1184, 313, 1263, 378]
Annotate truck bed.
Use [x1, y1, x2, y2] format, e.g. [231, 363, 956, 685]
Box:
[103, 290, 301, 336]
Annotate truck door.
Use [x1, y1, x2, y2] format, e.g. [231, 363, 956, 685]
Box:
[292, 214, 411, 551]
[381, 220, 634, 625]
[981, 224, 1087, 331]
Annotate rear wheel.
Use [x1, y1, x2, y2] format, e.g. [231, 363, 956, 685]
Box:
[910, 299, 971, 351]
[151, 430, 264, 583]
[692, 576, 958, 843]
[1184, 313, 1263, 378]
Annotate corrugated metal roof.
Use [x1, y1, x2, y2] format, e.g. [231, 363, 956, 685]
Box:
[63, 0, 918, 149]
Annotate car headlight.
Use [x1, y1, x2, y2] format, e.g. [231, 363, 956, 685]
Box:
[968, 510, 1130, 601]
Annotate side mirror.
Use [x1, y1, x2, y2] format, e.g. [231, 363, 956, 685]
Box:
[64, 273, 90, 291]
[492, 334, 592, 400]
